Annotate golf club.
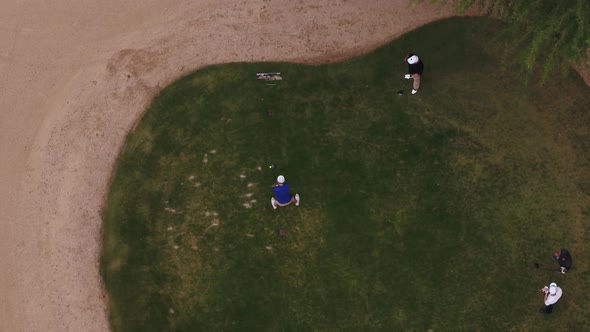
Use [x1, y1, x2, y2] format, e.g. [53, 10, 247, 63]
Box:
[533, 262, 559, 272]
[397, 75, 408, 96]
[269, 163, 277, 181]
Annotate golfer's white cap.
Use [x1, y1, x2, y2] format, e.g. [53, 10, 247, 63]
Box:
[549, 283, 558, 295]
[277, 175, 285, 183]
[407, 55, 419, 64]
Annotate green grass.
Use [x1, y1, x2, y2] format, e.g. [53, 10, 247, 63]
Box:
[101, 17, 590, 331]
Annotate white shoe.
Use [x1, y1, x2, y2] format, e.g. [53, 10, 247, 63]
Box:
[295, 194, 300, 206]
[411, 89, 418, 94]
[271, 197, 277, 209]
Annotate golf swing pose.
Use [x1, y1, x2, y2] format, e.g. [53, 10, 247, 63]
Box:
[271, 175, 300, 209]
[552, 249, 573, 274]
[403, 53, 424, 95]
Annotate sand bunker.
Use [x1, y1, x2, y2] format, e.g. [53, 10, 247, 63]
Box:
[1, 0, 473, 330]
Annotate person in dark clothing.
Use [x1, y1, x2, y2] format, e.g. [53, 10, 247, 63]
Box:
[404, 53, 424, 94]
[552, 249, 573, 274]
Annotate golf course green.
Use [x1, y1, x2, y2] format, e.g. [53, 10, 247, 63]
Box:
[101, 18, 590, 331]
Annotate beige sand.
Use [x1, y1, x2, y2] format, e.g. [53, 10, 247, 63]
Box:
[0, 1, 583, 331]
[0, 2, 457, 329]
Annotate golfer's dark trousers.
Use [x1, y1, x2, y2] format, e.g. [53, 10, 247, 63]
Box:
[543, 304, 554, 314]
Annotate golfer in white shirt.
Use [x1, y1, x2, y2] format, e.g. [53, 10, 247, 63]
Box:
[539, 282, 563, 314]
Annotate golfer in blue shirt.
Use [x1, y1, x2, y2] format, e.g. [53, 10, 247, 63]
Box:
[271, 175, 300, 209]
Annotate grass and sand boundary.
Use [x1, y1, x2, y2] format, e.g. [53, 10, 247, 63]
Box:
[102, 18, 590, 330]
[1, 1, 464, 330]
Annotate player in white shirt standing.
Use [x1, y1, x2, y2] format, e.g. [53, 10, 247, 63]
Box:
[539, 282, 563, 314]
